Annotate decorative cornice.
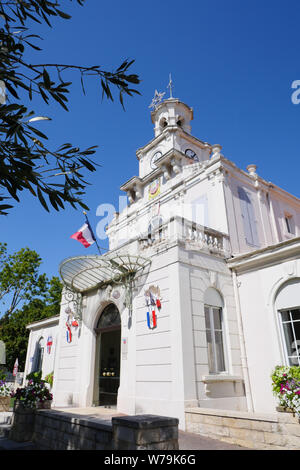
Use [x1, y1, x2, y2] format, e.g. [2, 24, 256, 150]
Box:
[220, 156, 300, 205]
[120, 176, 142, 192]
[227, 237, 300, 272]
[26, 315, 60, 330]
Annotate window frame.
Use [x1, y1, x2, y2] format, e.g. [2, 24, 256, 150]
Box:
[35, 337, 44, 372]
[204, 304, 227, 374]
[284, 213, 295, 235]
[278, 307, 300, 366]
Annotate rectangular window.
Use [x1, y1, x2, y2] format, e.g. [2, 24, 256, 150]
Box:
[280, 308, 300, 366]
[285, 214, 295, 234]
[204, 305, 226, 373]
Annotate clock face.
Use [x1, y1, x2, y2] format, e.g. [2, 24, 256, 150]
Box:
[150, 151, 162, 169]
[185, 148, 199, 162]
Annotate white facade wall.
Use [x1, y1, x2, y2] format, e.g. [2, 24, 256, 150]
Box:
[223, 165, 300, 255]
[24, 97, 300, 429]
[52, 296, 81, 407]
[228, 242, 300, 414]
[24, 317, 59, 382]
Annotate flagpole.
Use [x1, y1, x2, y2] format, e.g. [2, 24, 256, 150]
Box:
[83, 211, 102, 255]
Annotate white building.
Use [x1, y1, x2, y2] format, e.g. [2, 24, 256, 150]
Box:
[24, 95, 300, 430]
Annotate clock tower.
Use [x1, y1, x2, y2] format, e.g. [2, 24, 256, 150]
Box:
[119, 91, 213, 207]
[135, 96, 212, 181]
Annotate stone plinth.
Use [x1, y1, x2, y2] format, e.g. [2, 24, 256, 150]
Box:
[112, 414, 179, 450]
[9, 401, 35, 442]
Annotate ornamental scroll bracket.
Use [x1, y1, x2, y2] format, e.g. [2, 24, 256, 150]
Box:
[63, 285, 83, 323]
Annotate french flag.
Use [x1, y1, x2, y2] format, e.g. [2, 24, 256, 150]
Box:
[70, 222, 96, 248]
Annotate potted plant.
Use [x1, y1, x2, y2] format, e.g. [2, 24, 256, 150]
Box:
[0, 380, 13, 411]
[271, 365, 300, 417]
[12, 376, 53, 409]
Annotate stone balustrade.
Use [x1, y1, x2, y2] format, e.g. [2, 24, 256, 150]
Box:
[138, 216, 230, 257]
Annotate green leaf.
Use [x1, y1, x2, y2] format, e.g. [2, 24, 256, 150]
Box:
[43, 68, 51, 89]
[37, 187, 49, 212]
[56, 9, 72, 20]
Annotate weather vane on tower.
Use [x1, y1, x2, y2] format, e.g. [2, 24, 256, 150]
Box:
[167, 73, 174, 98]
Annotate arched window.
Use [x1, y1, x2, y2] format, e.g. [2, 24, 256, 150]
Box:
[34, 337, 44, 372]
[159, 117, 168, 130]
[95, 303, 121, 406]
[96, 303, 121, 330]
[204, 288, 226, 374]
[176, 115, 184, 127]
[276, 279, 300, 366]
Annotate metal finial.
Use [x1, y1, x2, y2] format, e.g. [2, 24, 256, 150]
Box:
[167, 73, 174, 98]
[149, 89, 165, 110]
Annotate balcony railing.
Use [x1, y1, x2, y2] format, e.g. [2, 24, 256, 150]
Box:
[138, 216, 231, 257]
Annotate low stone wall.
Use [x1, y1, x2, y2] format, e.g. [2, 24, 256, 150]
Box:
[9, 403, 179, 450]
[185, 407, 300, 450]
[33, 410, 113, 450]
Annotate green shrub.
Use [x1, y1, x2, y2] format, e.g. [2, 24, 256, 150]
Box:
[26, 371, 42, 384]
[0, 370, 7, 382]
[44, 371, 54, 388]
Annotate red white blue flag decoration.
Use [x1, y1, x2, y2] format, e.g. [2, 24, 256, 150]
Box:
[65, 305, 80, 343]
[13, 358, 18, 377]
[144, 285, 162, 330]
[70, 222, 96, 248]
[146, 309, 157, 329]
[47, 336, 53, 354]
[66, 322, 72, 343]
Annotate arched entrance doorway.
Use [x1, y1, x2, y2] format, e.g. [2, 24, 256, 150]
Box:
[94, 303, 121, 407]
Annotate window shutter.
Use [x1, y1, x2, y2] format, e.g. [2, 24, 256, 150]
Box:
[238, 187, 259, 247]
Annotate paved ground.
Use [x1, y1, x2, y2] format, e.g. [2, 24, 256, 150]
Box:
[0, 432, 249, 451]
[53, 406, 250, 450]
[0, 407, 250, 451]
[178, 430, 249, 450]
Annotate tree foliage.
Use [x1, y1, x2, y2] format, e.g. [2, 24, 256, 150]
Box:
[0, 295, 62, 370]
[0, 0, 140, 215]
[0, 243, 63, 370]
[0, 242, 48, 316]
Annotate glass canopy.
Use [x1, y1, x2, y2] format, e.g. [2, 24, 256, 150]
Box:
[59, 252, 151, 293]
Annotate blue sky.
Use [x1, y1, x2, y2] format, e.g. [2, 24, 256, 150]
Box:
[3, 0, 300, 289]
